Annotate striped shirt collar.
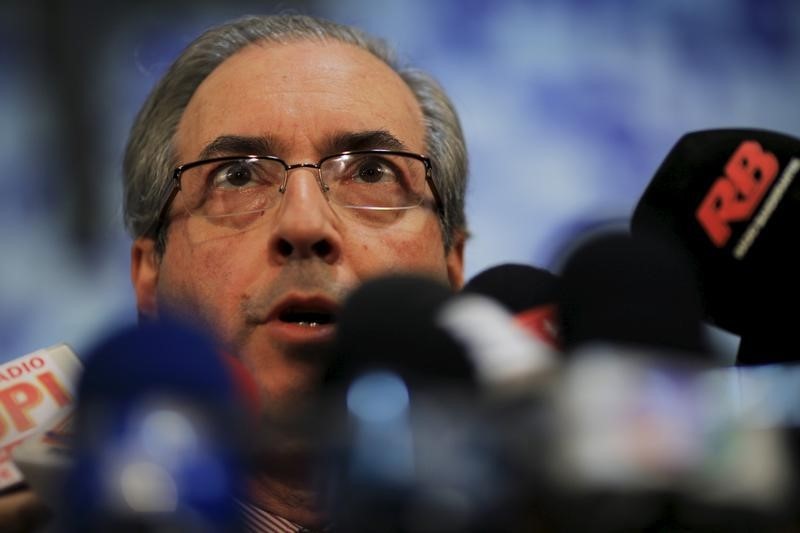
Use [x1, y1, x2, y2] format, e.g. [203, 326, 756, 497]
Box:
[236, 497, 302, 533]
[235, 497, 332, 533]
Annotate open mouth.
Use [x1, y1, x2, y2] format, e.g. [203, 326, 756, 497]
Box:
[278, 305, 337, 327]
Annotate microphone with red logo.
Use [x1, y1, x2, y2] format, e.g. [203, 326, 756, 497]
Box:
[631, 128, 800, 365]
[0, 344, 81, 496]
[461, 263, 561, 350]
[0, 320, 260, 531]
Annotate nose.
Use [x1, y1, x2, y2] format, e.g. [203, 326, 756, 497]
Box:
[268, 166, 342, 264]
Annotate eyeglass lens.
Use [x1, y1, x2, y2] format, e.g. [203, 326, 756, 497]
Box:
[176, 153, 427, 219]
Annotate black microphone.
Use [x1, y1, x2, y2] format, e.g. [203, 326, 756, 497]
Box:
[557, 230, 709, 358]
[631, 128, 800, 364]
[328, 271, 557, 397]
[462, 263, 561, 349]
[462, 263, 560, 315]
[545, 230, 798, 531]
[324, 274, 477, 390]
[320, 274, 538, 532]
[60, 317, 250, 532]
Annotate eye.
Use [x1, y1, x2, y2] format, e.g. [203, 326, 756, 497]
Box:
[207, 159, 284, 191]
[352, 157, 399, 184]
[211, 160, 259, 189]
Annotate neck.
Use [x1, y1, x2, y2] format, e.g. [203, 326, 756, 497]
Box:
[247, 450, 328, 529]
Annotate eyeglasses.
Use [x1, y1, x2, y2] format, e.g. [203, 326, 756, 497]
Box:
[151, 149, 442, 235]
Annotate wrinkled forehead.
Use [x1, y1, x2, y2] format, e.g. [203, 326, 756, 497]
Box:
[175, 40, 427, 162]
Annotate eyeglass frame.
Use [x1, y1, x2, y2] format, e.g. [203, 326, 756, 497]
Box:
[148, 149, 444, 239]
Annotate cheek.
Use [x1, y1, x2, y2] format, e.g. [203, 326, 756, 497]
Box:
[347, 219, 449, 280]
[156, 236, 244, 328]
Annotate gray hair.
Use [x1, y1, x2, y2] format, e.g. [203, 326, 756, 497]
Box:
[123, 14, 468, 252]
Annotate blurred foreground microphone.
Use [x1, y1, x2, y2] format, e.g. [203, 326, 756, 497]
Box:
[321, 275, 479, 532]
[325, 274, 477, 390]
[61, 318, 249, 533]
[631, 128, 800, 364]
[328, 272, 556, 397]
[462, 263, 561, 348]
[557, 230, 709, 358]
[548, 232, 794, 531]
[0, 344, 81, 493]
[321, 274, 551, 532]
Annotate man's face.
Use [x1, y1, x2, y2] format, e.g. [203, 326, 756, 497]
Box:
[131, 40, 464, 417]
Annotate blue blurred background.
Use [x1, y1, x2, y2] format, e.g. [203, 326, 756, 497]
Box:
[1, 0, 799, 363]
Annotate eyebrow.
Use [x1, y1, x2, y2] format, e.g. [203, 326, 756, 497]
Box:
[196, 130, 411, 162]
[325, 130, 410, 154]
[198, 135, 284, 160]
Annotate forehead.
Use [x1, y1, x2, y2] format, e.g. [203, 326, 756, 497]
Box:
[175, 40, 426, 160]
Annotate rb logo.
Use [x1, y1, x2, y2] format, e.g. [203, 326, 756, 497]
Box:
[696, 141, 778, 247]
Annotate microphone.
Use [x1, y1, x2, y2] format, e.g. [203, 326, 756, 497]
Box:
[328, 271, 556, 396]
[0, 343, 80, 493]
[320, 274, 476, 531]
[546, 229, 795, 531]
[556, 230, 709, 357]
[462, 263, 561, 348]
[631, 128, 800, 364]
[59, 317, 251, 532]
[320, 274, 547, 532]
[324, 273, 477, 390]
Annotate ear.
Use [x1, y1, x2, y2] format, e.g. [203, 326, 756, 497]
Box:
[131, 237, 160, 318]
[445, 230, 466, 290]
